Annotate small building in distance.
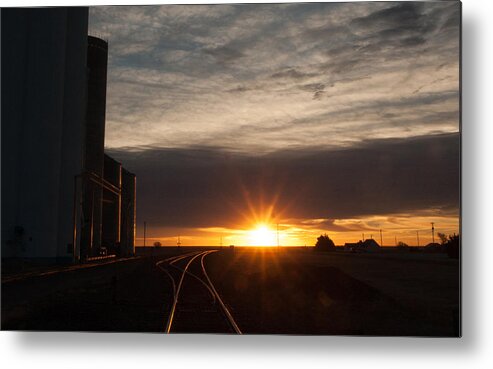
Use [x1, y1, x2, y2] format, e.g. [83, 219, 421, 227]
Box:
[423, 242, 444, 253]
[344, 239, 381, 253]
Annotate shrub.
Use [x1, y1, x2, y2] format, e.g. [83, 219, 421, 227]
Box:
[445, 234, 460, 259]
[315, 234, 336, 252]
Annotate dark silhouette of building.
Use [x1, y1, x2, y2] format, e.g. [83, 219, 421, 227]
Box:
[79, 36, 109, 259]
[344, 239, 381, 252]
[1, 8, 136, 262]
[121, 168, 137, 257]
[423, 242, 444, 253]
[1, 7, 89, 261]
[101, 154, 122, 255]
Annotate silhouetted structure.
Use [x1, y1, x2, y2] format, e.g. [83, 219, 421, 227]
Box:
[79, 35, 108, 259]
[101, 154, 122, 255]
[120, 169, 137, 257]
[1, 8, 136, 262]
[423, 242, 444, 253]
[1, 8, 88, 261]
[73, 36, 137, 261]
[344, 239, 381, 252]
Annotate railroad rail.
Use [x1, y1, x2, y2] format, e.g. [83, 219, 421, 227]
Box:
[156, 250, 242, 334]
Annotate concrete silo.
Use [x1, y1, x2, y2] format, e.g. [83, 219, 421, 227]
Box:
[121, 168, 137, 257]
[1, 7, 88, 261]
[1, 10, 137, 264]
[79, 36, 108, 259]
[101, 154, 122, 255]
[100, 155, 136, 257]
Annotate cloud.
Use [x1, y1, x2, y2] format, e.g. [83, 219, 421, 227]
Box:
[88, 2, 460, 153]
[271, 68, 318, 80]
[107, 133, 460, 229]
[351, 3, 429, 31]
[203, 45, 245, 65]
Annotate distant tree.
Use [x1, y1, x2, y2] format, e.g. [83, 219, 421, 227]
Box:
[397, 241, 409, 248]
[437, 232, 448, 245]
[153, 241, 162, 247]
[445, 234, 460, 259]
[314, 234, 336, 252]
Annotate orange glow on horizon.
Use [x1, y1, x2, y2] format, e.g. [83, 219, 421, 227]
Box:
[135, 211, 459, 248]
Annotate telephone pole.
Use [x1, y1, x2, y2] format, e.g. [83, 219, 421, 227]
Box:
[431, 222, 435, 244]
[416, 231, 420, 247]
[277, 222, 279, 251]
[143, 221, 147, 248]
[380, 229, 383, 247]
[177, 236, 181, 247]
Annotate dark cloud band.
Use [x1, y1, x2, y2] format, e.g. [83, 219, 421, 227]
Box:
[108, 133, 460, 229]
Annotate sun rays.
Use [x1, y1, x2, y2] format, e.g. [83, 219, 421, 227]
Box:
[248, 224, 277, 247]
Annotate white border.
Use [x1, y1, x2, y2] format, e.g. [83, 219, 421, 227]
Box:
[2, 0, 493, 368]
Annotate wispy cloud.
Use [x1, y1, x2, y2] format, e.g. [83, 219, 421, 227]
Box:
[89, 2, 460, 153]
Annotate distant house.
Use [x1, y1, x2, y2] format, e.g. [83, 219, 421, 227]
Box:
[344, 239, 381, 252]
[424, 242, 444, 253]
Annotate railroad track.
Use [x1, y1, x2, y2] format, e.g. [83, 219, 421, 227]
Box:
[156, 250, 242, 334]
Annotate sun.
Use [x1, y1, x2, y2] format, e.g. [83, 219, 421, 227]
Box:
[248, 224, 277, 246]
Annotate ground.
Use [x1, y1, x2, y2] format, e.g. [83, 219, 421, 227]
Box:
[204, 248, 460, 336]
[1, 247, 460, 336]
[1, 257, 171, 332]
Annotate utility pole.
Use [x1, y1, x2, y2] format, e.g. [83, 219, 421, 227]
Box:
[431, 222, 435, 244]
[277, 222, 279, 251]
[362, 233, 365, 241]
[220, 236, 223, 248]
[177, 236, 181, 247]
[143, 221, 147, 248]
[416, 231, 420, 247]
[380, 229, 383, 247]
[395, 235, 397, 246]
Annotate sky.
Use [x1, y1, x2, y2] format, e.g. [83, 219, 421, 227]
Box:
[89, 1, 461, 246]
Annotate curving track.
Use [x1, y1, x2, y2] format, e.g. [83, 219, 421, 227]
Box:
[156, 250, 242, 334]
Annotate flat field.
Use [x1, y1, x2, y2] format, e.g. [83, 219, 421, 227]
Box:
[1, 247, 459, 336]
[204, 248, 460, 336]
